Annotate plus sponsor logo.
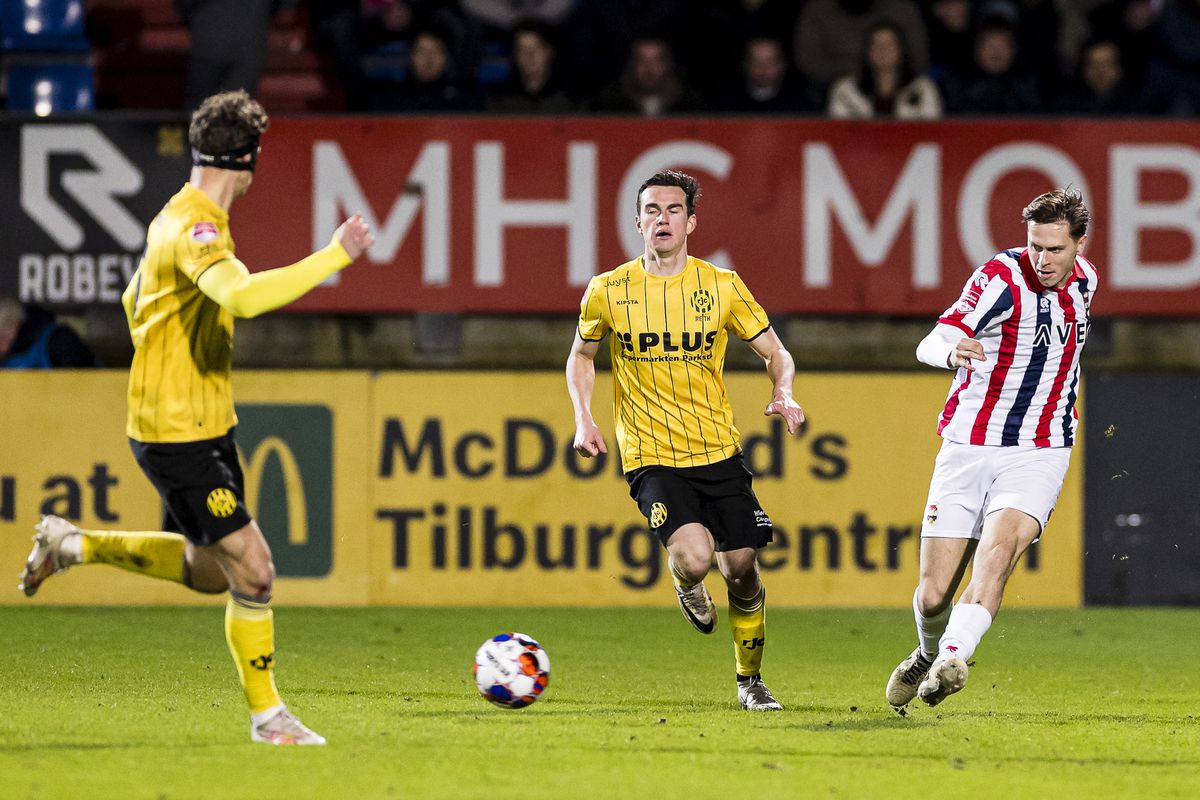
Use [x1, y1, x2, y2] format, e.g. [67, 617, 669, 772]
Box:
[616, 330, 718, 357]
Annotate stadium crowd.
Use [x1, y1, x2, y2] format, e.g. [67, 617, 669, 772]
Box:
[298, 0, 1195, 116]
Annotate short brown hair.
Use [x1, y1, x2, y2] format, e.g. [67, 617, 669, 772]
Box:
[189, 90, 269, 155]
[1022, 188, 1089, 240]
[637, 170, 701, 216]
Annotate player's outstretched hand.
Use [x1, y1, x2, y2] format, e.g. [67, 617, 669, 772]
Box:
[951, 337, 986, 371]
[335, 213, 374, 260]
[765, 395, 805, 435]
[573, 422, 608, 458]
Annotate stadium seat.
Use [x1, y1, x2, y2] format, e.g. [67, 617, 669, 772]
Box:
[6, 61, 95, 113]
[0, 0, 89, 52]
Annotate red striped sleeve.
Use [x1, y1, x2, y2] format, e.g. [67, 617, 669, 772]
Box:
[970, 268, 1021, 445]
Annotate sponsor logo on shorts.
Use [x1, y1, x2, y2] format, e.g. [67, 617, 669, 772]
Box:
[925, 503, 938, 524]
[206, 487, 238, 518]
[754, 509, 773, 528]
[649, 502, 667, 528]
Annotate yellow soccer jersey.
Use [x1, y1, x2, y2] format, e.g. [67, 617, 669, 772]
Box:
[578, 256, 771, 471]
[122, 183, 238, 443]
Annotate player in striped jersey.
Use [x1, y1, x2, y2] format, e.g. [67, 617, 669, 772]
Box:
[18, 91, 374, 744]
[566, 170, 805, 710]
[886, 188, 1097, 710]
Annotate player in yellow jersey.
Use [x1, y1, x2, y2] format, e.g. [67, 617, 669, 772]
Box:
[565, 170, 805, 710]
[18, 90, 374, 745]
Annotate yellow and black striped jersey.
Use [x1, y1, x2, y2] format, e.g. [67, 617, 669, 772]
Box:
[578, 256, 771, 471]
[121, 183, 238, 443]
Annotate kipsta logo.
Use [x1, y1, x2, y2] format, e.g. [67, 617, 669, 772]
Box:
[690, 289, 714, 314]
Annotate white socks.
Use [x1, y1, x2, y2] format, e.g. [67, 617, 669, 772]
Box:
[938, 603, 993, 663]
[914, 589, 952, 661]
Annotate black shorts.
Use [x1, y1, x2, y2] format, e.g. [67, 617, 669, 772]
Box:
[625, 453, 774, 552]
[129, 429, 252, 546]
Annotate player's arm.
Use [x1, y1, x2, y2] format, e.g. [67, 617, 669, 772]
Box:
[196, 214, 373, 319]
[566, 333, 607, 457]
[747, 327, 805, 435]
[916, 323, 986, 371]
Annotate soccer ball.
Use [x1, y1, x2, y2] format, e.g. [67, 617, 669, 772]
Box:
[473, 633, 551, 709]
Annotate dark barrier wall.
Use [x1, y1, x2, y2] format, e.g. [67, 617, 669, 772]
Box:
[1085, 373, 1200, 605]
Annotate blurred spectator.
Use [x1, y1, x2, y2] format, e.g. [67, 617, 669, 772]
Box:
[309, 0, 370, 110]
[367, 24, 482, 111]
[175, 0, 272, 111]
[793, 0, 930, 89]
[1087, 0, 1160, 89]
[720, 36, 817, 114]
[485, 20, 574, 112]
[1055, 38, 1136, 114]
[942, 19, 1043, 113]
[1138, 0, 1200, 115]
[693, 0, 805, 102]
[827, 23, 943, 118]
[0, 298, 97, 369]
[1008, 0, 1065, 100]
[591, 37, 704, 116]
[923, 0, 974, 78]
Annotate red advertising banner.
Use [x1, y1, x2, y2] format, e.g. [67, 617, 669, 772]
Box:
[8, 117, 1200, 315]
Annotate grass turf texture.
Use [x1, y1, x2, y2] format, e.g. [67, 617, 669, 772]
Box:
[0, 607, 1197, 799]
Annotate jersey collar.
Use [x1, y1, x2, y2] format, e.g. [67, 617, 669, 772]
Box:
[1018, 247, 1080, 294]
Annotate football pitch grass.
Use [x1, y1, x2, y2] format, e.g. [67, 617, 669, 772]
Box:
[1, 606, 1197, 799]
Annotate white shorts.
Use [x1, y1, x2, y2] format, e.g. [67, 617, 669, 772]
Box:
[920, 439, 1072, 541]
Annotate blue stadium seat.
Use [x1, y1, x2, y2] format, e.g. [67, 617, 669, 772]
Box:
[0, 0, 89, 52]
[6, 62, 94, 113]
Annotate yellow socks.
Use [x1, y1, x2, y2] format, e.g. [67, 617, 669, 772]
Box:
[729, 584, 766, 678]
[80, 529, 186, 584]
[225, 593, 282, 714]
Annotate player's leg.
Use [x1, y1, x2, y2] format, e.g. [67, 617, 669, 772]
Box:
[18, 515, 194, 596]
[919, 446, 1069, 707]
[665, 523, 719, 634]
[627, 466, 716, 633]
[887, 439, 987, 708]
[938, 509, 1040, 656]
[705, 458, 780, 710]
[209, 520, 324, 745]
[886, 536, 975, 708]
[715, 547, 780, 710]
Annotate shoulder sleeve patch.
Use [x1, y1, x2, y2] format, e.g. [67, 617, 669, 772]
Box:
[191, 221, 220, 244]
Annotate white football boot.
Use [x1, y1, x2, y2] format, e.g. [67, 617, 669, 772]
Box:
[917, 656, 969, 707]
[674, 580, 717, 634]
[738, 675, 783, 711]
[18, 515, 81, 597]
[251, 707, 326, 745]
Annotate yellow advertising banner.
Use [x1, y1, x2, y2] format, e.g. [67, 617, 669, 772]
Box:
[0, 371, 1082, 607]
[370, 373, 1082, 608]
[0, 371, 373, 606]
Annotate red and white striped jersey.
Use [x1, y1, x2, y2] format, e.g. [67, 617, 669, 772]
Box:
[934, 248, 1099, 448]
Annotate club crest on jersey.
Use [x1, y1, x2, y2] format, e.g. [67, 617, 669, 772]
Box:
[1040, 296, 1051, 312]
[925, 503, 938, 524]
[649, 502, 668, 528]
[191, 221, 219, 243]
[690, 289, 714, 314]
